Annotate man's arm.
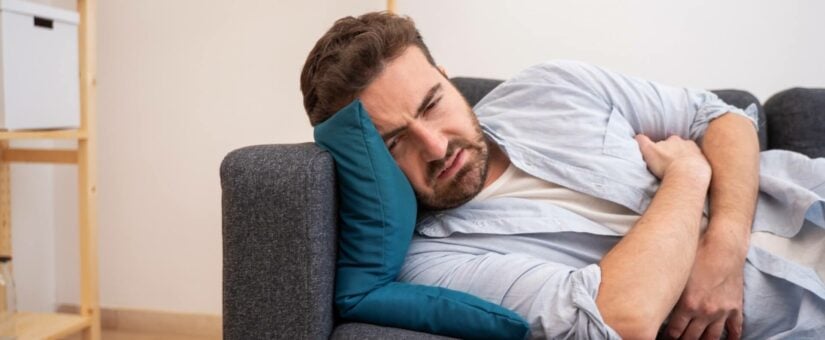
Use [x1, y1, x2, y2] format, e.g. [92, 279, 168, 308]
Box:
[597, 135, 712, 339]
[703, 113, 759, 251]
[664, 113, 759, 339]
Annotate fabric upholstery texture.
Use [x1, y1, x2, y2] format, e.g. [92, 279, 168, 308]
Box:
[221, 143, 337, 339]
[451, 77, 505, 107]
[765, 87, 825, 158]
[330, 323, 458, 340]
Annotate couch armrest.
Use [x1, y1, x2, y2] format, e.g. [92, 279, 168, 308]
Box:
[221, 143, 337, 340]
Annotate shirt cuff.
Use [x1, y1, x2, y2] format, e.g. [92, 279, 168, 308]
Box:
[690, 96, 760, 142]
[568, 263, 623, 339]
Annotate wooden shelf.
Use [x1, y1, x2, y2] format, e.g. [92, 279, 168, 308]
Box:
[0, 148, 79, 164]
[14, 312, 91, 340]
[0, 0, 100, 338]
[0, 129, 87, 140]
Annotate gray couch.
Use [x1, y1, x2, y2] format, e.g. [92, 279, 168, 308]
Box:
[221, 79, 825, 339]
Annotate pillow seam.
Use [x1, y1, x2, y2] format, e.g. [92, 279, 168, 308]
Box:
[356, 104, 390, 275]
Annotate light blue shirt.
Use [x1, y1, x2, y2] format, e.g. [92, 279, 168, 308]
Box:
[398, 61, 825, 339]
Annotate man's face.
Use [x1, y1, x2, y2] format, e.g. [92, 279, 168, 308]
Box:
[359, 46, 489, 210]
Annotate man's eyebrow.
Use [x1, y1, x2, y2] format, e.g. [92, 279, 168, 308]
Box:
[416, 83, 442, 117]
[380, 83, 442, 141]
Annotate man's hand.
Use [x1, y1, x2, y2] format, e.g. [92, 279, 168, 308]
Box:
[597, 134, 712, 339]
[664, 226, 746, 340]
[634, 134, 710, 181]
[664, 112, 758, 340]
[637, 132, 749, 339]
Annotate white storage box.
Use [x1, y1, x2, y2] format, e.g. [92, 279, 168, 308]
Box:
[0, 0, 80, 131]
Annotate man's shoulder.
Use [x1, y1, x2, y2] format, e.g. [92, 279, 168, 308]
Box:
[509, 59, 603, 84]
[474, 59, 606, 110]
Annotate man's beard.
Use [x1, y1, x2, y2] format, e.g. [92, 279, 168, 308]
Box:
[416, 119, 489, 211]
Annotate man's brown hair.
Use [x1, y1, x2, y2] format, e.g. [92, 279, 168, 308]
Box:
[300, 12, 437, 126]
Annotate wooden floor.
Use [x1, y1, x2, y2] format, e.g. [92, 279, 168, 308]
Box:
[101, 330, 219, 340]
[64, 330, 220, 340]
[55, 305, 221, 340]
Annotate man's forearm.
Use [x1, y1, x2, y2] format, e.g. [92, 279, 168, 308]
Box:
[596, 164, 710, 339]
[701, 113, 760, 253]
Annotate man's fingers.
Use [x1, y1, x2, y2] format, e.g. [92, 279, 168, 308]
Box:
[634, 134, 652, 149]
[725, 311, 744, 340]
[634, 134, 655, 165]
[681, 318, 711, 340]
[665, 311, 691, 339]
[701, 320, 725, 340]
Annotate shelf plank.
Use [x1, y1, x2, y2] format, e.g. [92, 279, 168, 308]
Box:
[14, 312, 90, 340]
[0, 129, 87, 140]
[1, 148, 79, 164]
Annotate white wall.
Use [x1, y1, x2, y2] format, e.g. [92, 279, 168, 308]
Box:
[400, 0, 825, 101]
[11, 0, 74, 314]
[14, 0, 825, 315]
[10, 141, 56, 313]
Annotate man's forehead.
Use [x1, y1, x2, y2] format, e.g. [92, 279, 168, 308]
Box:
[360, 56, 442, 116]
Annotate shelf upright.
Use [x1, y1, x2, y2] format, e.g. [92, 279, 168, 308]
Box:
[0, 0, 100, 338]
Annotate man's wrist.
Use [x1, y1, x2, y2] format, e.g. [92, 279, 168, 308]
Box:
[665, 159, 712, 186]
[701, 221, 751, 258]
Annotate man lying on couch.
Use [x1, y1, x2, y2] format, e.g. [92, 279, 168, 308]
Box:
[300, 12, 825, 339]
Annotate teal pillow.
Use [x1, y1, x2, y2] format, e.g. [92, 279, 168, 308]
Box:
[314, 99, 530, 339]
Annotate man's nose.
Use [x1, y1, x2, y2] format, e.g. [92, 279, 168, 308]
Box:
[411, 122, 447, 162]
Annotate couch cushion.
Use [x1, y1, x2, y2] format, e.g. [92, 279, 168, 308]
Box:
[313, 99, 530, 339]
[451, 77, 504, 108]
[331, 323, 458, 340]
[765, 87, 825, 158]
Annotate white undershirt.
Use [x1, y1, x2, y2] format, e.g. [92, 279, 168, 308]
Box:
[474, 164, 825, 280]
[473, 163, 706, 235]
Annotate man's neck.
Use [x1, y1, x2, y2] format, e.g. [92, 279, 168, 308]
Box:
[482, 139, 510, 189]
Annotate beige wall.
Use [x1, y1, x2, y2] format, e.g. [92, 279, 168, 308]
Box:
[15, 0, 383, 314]
[13, 0, 825, 315]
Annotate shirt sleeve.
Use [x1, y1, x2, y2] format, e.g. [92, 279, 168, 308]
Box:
[500, 60, 759, 144]
[399, 249, 621, 339]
